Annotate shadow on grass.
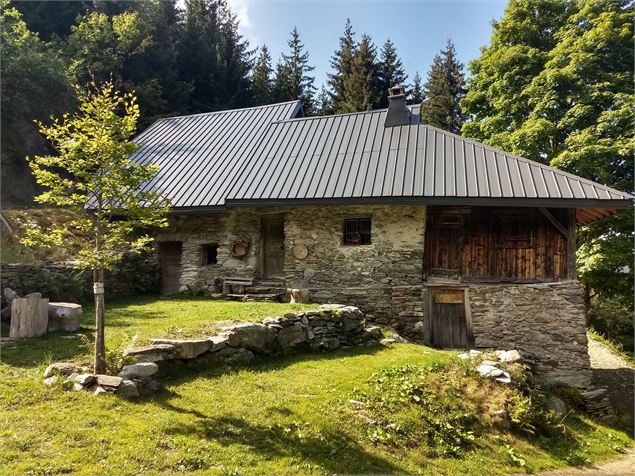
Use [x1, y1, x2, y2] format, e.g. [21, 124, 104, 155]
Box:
[592, 367, 635, 433]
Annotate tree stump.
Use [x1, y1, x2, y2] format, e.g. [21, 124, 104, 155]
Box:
[9, 297, 49, 338]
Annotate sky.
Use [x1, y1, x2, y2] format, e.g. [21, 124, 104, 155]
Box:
[224, 0, 508, 88]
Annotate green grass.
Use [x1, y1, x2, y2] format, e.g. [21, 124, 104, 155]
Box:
[0, 297, 632, 475]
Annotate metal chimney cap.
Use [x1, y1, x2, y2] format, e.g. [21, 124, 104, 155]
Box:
[388, 85, 405, 98]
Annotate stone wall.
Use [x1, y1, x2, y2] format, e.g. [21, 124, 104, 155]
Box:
[468, 281, 592, 388]
[1, 252, 158, 303]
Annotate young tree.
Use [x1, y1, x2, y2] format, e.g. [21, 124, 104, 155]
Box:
[328, 18, 356, 113]
[409, 71, 423, 104]
[22, 83, 170, 373]
[377, 38, 408, 107]
[420, 39, 466, 133]
[252, 44, 273, 105]
[340, 34, 379, 112]
[273, 27, 316, 114]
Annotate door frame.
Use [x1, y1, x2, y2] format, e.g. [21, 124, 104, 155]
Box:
[260, 214, 285, 278]
[424, 284, 474, 348]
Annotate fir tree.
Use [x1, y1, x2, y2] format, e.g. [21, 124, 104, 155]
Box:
[328, 18, 356, 113]
[340, 34, 379, 112]
[273, 27, 316, 114]
[316, 85, 333, 115]
[420, 39, 465, 133]
[409, 71, 423, 104]
[377, 38, 408, 107]
[252, 45, 273, 105]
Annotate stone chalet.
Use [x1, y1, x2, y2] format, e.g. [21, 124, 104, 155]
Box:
[131, 86, 634, 387]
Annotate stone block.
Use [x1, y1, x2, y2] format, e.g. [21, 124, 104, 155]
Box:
[288, 288, 311, 304]
[151, 338, 211, 359]
[125, 344, 176, 363]
[218, 323, 276, 353]
[278, 325, 307, 350]
[209, 335, 228, 352]
[118, 362, 158, 379]
[47, 302, 82, 332]
[95, 374, 123, 388]
[117, 379, 139, 397]
[44, 362, 82, 378]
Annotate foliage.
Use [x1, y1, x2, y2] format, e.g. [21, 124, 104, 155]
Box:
[340, 34, 380, 113]
[251, 44, 274, 105]
[409, 71, 423, 104]
[328, 19, 356, 113]
[273, 27, 316, 114]
[420, 39, 466, 133]
[376, 39, 408, 108]
[22, 82, 169, 271]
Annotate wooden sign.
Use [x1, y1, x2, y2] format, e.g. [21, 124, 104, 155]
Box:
[435, 292, 464, 304]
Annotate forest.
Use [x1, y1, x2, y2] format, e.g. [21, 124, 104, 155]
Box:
[1, 0, 633, 346]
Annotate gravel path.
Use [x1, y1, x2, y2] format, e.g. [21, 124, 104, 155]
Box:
[540, 338, 634, 476]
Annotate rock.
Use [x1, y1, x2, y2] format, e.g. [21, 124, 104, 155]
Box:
[469, 349, 483, 357]
[496, 350, 522, 364]
[208, 335, 228, 352]
[117, 380, 139, 397]
[288, 288, 311, 304]
[151, 339, 210, 359]
[93, 386, 108, 396]
[23, 292, 42, 299]
[545, 395, 567, 415]
[278, 325, 307, 351]
[218, 323, 277, 353]
[480, 360, 499, 367]
[413, 321, 424, 330]
[365, 326, 383, 339]
[380, 338, 396, 345]
[75, 374, 96, 386]
[318, 304, 345, 311]
[318, 337, 340, 350]
[142, 379, 162, 394]
[210, 346, 255, 364]
[72, 383, 84, 391]
[311, 291, 333, 303]
[458, 353, 470, 360]
[43, 376, 59, 387]
[1, 288, 18, 320]
[95, 374, 123, 388]
[476, 364, 512, 384]
[492, 409, 511, 430]
[47, 302, 82, 332]
[125, 344, 176, 363]
[118, 362, 158, 379]
[44, 362, 81, 378]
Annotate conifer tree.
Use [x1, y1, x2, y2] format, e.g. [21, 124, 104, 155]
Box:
[328, 18, 356, 113]
[340, 34, 379, 112]
[273, 27, 316, 114]
[377, 38, 407, 107]
[409, 71, 423, 104]
[420, 39, 465, 133]
[251, 44, 273, 105]
[316, 85, 333, 115]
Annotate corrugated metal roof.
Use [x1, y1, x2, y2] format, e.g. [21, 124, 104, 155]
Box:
[130, 100, 302, 208]
[131, 102, 633, 211]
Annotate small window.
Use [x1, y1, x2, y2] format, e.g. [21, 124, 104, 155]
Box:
[343, 218, 372, 245]
[496, 212, 532, 248]
[201, 244, 218, 265]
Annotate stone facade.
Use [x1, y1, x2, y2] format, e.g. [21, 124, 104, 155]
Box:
[468, 281, 592, 387]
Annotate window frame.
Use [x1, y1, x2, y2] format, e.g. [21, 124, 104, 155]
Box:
[201, 243, 219, 266]
[342, 217, 372, 246]
[494, 211, 534, 249]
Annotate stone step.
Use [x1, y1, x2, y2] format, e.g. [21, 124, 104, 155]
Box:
[226, 293, 284, 303]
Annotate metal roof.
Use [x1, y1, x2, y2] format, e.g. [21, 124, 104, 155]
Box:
[130, 100, 302, 208]
[131, 102, 633, 212]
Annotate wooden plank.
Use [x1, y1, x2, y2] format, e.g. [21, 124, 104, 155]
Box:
[435, 292, 464, 304]
[10, 298, 49, 338]
[567, 208, 577, 280]
[538, 207, 568, 237]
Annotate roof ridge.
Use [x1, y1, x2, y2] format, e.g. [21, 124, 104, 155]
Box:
[152, 100, 301, 123]
[419, 123, 633, 199]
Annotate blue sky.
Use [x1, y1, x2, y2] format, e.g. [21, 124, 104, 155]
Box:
[226, 0, 508, 88]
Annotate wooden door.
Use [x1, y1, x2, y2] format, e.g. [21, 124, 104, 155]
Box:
[425, 214, 462, 278]
[262, 215, 284, 277]
[159, 241, 182, 295]
[429, 288, 472, 348]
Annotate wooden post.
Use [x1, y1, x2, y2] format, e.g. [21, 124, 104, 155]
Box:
[567, 208, 577, 280]
[10, 297, 49, 338]
[93, 268, 106, 374]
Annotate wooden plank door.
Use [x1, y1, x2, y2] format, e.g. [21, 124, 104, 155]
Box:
[159, 241, 182, 295]
[425, 214, 462, 278]
[262, 215, 284, 277]
[429, 288, 473, 348]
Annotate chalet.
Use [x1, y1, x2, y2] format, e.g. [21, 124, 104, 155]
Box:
[132, 86, 633, 387]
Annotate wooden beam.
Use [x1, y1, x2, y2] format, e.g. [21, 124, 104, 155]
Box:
[538, 207, 568, 237]
[567, 208, 577, 280]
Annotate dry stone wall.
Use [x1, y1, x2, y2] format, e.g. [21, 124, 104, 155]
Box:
[468, 281, 592, 387]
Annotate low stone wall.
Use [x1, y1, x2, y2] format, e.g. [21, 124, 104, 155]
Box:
[1, 253, 158, 304]
[469, 281, 592, 388]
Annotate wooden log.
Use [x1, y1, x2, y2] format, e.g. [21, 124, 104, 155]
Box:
[10, 297, 49, 338]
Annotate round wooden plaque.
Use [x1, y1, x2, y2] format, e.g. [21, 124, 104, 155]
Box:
[292, 244, 308, 260]
[231, 241, 249, 257]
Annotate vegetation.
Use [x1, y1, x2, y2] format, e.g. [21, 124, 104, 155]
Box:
[21, 83, 170, 373]
[461, 0, 634, 345]
[0, 297, 631, 475]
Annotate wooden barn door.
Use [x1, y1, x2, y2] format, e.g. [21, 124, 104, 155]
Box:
[159, 241, 182, 295]
[429, 288, 473, 348]
[425, 214, 462, 278]
[262, 215, 285, 278]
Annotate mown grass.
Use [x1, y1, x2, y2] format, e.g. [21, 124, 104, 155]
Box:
[0, 297, 632, 475]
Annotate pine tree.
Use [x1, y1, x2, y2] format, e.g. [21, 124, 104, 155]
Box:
[316, 85, 333, 115]
[377, 39, 408, 107]
[420, 39, 465, 133]
[328, 18, 356, 113]
[340, 34, 379, 112]
[273, 27, 316, 114]
[409, 71, 423, 104]
[252, 45, 273, 105]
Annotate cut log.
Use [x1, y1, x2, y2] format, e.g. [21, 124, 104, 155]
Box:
[10, 297, 49, 338]
[48, 302, 83, 332]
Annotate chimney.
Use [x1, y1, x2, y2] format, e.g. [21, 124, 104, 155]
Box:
[384, 85, 410, 127]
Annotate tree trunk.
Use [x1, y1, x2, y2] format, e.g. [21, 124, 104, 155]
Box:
[93, 268, 106, 374]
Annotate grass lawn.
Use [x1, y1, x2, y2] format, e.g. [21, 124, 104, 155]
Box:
[0, 296, 632, 475]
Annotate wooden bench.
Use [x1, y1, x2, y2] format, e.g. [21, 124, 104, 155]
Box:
[223, 277, 253, 295]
